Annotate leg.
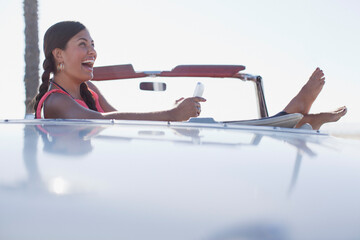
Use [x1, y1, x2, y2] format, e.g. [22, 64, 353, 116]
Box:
[295, 106, 347, 130]
[283, 68, 325, 115]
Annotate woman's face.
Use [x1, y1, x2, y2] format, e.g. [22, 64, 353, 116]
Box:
[60, 29, 97, 82]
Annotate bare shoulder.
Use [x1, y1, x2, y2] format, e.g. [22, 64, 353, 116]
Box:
[45, 91, 73, 106]
[44, 92, 76, 118]
[44, 91, 104, 119]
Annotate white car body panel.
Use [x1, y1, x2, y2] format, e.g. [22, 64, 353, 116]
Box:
[1, 119, 359, 240]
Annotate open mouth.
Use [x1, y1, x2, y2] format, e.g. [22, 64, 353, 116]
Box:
[81, 59, 95, 71]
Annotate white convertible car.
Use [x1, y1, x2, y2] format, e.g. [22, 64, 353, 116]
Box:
[0, 65, 359, 240]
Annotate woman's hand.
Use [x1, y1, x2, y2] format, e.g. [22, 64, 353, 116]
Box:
[170, 97, 206, 121]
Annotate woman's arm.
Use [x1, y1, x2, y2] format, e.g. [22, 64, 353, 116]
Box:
[44, 91, 206, 121]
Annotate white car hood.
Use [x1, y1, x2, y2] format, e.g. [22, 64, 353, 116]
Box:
[0, 119, 359, 240]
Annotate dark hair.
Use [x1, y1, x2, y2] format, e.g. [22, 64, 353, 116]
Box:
[34, 21, 98, 117]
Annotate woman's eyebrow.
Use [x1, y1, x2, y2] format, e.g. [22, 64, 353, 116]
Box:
[77, 37, 93, 42]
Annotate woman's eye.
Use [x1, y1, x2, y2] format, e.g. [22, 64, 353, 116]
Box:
[79, 42, 86, 46]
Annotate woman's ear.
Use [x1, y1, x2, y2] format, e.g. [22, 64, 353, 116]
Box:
[52, 48, 64, 63]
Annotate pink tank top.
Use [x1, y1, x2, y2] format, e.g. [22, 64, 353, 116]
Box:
[36, 88, 105, 119]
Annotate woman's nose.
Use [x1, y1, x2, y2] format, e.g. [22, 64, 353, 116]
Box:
[88, 45, 96, 57]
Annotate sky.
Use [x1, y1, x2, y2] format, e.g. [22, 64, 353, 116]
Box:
[0, 0, 359, 127]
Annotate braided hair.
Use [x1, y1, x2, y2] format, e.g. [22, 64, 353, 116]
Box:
[34, 21, 98, 118]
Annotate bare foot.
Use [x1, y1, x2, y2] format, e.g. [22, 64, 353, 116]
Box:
[283, 68, 325, 115]
[295, 106, 347, 130]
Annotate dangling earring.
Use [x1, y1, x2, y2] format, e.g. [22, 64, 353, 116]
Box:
[57, 62, 64, 72]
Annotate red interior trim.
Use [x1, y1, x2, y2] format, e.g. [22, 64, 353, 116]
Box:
[92, 64, 147, 81]
[92, 64, 246, 80]
[159, 65, 245, 77]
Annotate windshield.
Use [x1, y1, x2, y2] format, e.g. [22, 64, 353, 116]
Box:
[94, 77, 259, 121]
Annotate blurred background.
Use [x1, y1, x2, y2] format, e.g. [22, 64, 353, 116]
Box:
[1, 0, 359, 128]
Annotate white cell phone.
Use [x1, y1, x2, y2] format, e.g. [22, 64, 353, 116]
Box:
[193, 82, 204, 97]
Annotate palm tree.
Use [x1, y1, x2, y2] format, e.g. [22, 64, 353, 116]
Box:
[23, 0, 40, 181]
[23, 0, 39, 116]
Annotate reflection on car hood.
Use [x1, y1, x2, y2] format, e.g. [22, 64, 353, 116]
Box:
[0, 119, 359, 240]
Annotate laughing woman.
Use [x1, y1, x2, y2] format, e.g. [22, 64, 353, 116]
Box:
[34, 21, 205, 121]
[34, 21, 346, 129]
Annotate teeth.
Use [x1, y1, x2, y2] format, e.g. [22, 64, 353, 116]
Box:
[82, 59, 94, 64]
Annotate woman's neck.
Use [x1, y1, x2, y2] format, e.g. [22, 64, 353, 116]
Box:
[52, 74, 82, 99]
